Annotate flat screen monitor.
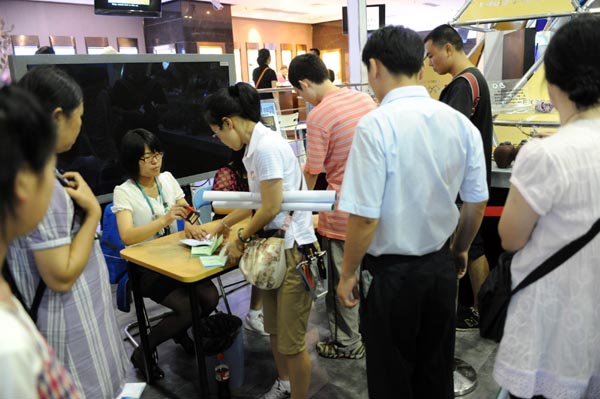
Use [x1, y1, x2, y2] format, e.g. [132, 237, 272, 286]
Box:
[94, 0, 162, 18]
[9, 54, 235, 202]
[260, 99, 281, 135]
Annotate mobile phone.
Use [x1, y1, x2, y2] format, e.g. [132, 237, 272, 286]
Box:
[55, 170, 71, 187]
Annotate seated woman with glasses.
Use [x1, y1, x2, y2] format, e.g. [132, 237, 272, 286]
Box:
[112, 128, 219, 379]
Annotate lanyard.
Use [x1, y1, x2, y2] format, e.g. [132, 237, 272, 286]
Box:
[135, 177, 171, 235]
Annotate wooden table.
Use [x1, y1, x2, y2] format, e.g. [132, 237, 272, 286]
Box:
[121, 230, 238, 396]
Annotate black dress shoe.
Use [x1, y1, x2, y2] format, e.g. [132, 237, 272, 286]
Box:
[131, 347, 165, 380]
[173, 333, 196, 355]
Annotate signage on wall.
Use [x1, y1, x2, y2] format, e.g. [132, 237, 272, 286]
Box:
[457, 0, 575, 24]
[342, 5, 385, 35]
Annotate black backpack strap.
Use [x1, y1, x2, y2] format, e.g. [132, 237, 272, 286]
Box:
[2, 259, 46, 323]
[512, 218, 600, 295]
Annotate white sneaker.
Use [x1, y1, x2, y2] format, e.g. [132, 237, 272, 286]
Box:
[244, 312, 269, 336]
[261, 379, 291, 399]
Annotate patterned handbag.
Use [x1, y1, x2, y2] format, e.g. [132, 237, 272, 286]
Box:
[239, 229, 287, 290]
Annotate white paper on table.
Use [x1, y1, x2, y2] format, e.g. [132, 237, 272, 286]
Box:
[180, 237, 214, 247]
[212, 201, 334, 212]
[116, 382, 146, 399]
[203, 190, 336, 204]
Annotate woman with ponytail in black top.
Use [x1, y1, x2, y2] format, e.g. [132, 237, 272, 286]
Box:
[252, 48, 278, 100]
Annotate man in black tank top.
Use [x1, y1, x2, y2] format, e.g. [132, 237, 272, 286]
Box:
[425, 24, 493, 330]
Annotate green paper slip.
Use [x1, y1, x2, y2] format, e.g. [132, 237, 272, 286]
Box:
[199, 245, 229, 268]
[190, 234, 223, 257]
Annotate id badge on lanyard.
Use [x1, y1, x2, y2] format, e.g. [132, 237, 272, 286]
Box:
[136, 178, 171, 237]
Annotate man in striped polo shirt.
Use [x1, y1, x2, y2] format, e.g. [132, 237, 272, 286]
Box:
[289, 53, 376, 360]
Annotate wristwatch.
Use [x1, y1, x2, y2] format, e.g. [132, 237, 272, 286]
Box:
[237, 228, 252, 244]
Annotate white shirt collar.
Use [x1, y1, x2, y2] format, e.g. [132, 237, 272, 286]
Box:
[380, 85, 430, 106]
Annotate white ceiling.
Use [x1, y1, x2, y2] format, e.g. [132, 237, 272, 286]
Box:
[29, 0, 466, 31]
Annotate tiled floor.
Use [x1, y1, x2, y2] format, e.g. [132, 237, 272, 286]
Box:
[116, 269, 501, 398]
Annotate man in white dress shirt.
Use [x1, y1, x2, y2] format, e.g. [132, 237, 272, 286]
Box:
[336, 26, 488, 399]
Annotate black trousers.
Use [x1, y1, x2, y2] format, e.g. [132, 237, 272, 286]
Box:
[361, 247, 456, 399]
[510, 395, 547, 399]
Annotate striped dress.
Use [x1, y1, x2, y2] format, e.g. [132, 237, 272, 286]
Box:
[7, 179, 128, 399]
[304, 87, 376, 240]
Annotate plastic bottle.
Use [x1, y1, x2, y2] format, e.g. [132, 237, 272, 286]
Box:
[215, 352, 231, 399]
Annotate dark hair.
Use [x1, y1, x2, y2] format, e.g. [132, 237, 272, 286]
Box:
[257, 48, 271, 67]
[0, 85, 56, 240]
[288, 54, 330, 89]
[203, 82, 261, 129]
[119, 128, 163, 180]
[35, 46, 55, 55]
[544, 14, 600, 110]
[309, 48, 321, 56]
[424, 24, 464, 52]
[328, 69, 335, 82]
[362, 26, 423, 76]
[18, 66, 83, 117]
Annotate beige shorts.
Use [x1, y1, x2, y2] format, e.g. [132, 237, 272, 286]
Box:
[262, 243, 314, 355]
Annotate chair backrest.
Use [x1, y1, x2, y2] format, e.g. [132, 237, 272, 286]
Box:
[100, 202, 127, 284]
[278, 112, 299, 128]
[192, 183, 214, 224]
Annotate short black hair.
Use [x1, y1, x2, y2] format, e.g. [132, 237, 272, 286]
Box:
[257, 48, 271, 66]
[18, 66, 83, 116]
[288, 54, 330, 90]
[309, 48, 320, 56]
[328, 69, 335, 82]
[203, 82, 261, 129]
[0, 85, 56, 240]
[544, 14, 600, 110]
[119, 128, 163, 180]
[424, 24, 464, 52]
[362, 25, 423, 77]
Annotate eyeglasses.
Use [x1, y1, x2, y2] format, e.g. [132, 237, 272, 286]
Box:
[139, 152, 164, 163]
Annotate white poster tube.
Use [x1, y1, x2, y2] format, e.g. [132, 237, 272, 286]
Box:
[203, 190, 336, 203]
[212, 201, 334, 212]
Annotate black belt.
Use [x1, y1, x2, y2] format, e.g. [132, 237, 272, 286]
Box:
[363, 238, 451, 272]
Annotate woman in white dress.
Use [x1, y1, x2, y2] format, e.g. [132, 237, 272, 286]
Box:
[494, 15, 600, 399]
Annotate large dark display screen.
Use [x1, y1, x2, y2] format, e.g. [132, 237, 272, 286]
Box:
[9, 55, 234, 199]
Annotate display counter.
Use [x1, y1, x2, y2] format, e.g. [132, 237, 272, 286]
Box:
[491, 164, 512, 189]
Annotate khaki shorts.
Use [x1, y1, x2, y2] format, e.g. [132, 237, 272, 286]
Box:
[262, 243, 314, 355]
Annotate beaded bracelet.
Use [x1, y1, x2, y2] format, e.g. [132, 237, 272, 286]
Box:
[237, 228, 252, 244]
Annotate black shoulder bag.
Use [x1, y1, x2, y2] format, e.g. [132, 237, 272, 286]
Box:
[478, 217, 600, 342]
